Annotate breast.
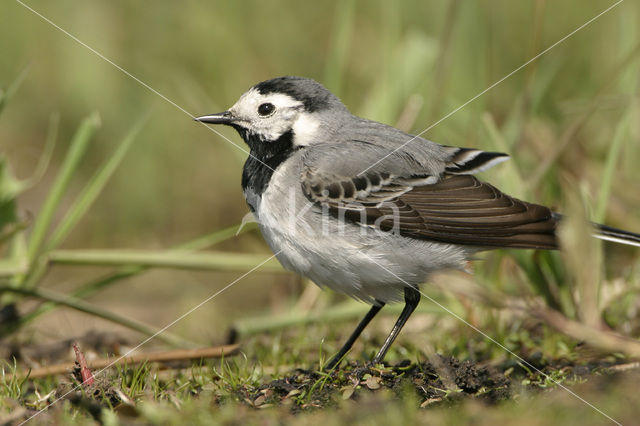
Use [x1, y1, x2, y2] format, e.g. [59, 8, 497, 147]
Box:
[251, 156, 315, 275]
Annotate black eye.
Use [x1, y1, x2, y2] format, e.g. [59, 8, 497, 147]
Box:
[257, 103, 275, 116]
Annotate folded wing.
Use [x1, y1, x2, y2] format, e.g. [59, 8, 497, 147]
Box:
[301, 144, 558, 250]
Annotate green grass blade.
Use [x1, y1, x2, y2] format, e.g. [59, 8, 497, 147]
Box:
[0, 258, 27, 277]
[45, 115, 147, 251]
[558, 184, 602, 327]
[0, 113, 58, 202]
[47, 249, 284, 273]
[231, 300, 443, 339]
[481, 113, 527, 199]
[18, 113, 59, 192]
[594, 109, 631, 223]
[323, 0, 356, 94]
[67, 222, 260, 297]
[424, 0, 462, 123]
[594, 22, 637, 223]
[14, 222, 259, 328]
[175, 222, 257, 251]
[25, 113, 101, 264]
[1, 114, 58, 299]
[0, 67, 29, 118]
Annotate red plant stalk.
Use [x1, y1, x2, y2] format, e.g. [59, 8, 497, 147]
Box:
[73, 342, 95, 386]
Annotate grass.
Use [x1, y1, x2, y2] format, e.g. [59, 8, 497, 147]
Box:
[1, 0, 639, 424]
[0, 84, 272, 341]
[2, 324, 639, 424]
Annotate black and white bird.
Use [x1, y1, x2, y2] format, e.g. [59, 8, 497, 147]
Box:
[196, 76, 640, 369]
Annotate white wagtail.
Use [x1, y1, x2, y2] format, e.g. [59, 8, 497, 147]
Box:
[196, 76, 640, 369]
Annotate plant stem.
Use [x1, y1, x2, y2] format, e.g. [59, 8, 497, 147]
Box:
[11, 344, 240, 380]
[14, 223, 261, 330]
[230, 300, 444, 339]
[0, 285, 192, 347]
[47, 249, 284, 272]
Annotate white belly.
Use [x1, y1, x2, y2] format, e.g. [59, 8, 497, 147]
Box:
[247, 161, 472, 304]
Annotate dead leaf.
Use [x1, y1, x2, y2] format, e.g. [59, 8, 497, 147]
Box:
[341, 386, 355, 400]
[254, 395, 266, 406]
[365, 376, 381, 390]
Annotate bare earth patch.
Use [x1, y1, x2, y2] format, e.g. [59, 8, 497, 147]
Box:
[244, 357, 510, 411]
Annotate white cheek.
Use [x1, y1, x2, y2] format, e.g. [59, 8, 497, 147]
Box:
[261, 115, 294, 140]
[292, 113, 320, 147]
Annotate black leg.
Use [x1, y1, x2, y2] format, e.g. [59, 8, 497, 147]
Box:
[372, 286, 420, 364]
[324, 302, 384, 371]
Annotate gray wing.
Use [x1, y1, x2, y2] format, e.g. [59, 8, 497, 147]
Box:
[300, 139, 558, 249]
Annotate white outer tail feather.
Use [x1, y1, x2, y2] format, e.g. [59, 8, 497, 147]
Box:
[593, 222, 640, 248]
[594, 233, 640, 248]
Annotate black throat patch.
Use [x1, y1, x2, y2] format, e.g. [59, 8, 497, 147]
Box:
[239, 129, 301, 210]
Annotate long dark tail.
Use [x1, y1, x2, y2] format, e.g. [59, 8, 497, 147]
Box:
[595, 223, 640, 248]
[551, 212, 640, 248]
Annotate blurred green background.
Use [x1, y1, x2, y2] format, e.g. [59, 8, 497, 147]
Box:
[1, 0, 638, 348]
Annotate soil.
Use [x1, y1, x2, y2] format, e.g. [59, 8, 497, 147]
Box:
[243, 356, 512, 411]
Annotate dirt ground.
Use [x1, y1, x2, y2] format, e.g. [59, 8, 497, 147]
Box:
[244, 356, 511, 411]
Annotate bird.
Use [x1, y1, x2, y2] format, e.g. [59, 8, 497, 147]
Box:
[195, 76, 640, 370]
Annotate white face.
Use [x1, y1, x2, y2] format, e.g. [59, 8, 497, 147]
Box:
[229, 88, 320, 146]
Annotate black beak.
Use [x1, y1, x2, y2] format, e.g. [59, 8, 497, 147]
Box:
[194, 111, 234, 125]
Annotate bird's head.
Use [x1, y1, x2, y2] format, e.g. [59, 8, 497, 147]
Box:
[196, 76, 347, 153]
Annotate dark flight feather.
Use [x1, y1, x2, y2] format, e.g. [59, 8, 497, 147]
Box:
[303, 173, 559, 250]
